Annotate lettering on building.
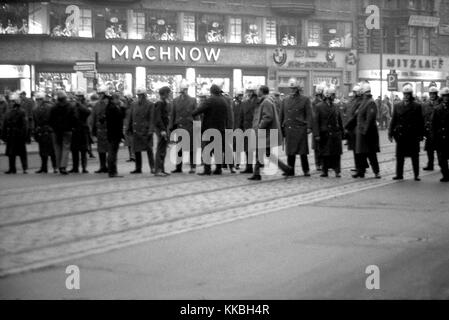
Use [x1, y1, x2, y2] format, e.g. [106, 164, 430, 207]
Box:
[386, 57, 444, 70]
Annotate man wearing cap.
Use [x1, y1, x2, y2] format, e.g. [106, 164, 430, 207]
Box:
[280, 78, 313, 177]
[170, 80, 198, 174]
[154, 86, 171, 177]
[19, 91, 34, 143]
[49, 90, 76, 175]
[352, 83, 381, 179]
[192, 84, 228, 175]
[432, 87, 449, 182]
[238, 84, 258, 174]
[70, 90, 91, 173]
[33, 92, 57, 173]
[422, 86, 440, 171]
[389, 84, 424, 181]
[313, 87, 344, 178]
[2, 93, 28, 174]
[105, 92, 126, 178]
[92, 86, 111, 173]
[127, 87, 155, 174]
[312, 84, 325, 171]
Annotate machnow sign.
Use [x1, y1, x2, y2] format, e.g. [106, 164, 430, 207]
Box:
[111, 44, 221, 63]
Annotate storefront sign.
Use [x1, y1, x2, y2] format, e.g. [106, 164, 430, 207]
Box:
[288, 61, 337, 69]
[313, 76, 340, 86]
[111, 44, 221, 63]
[408, 15, 440, 28]
[439, 24, 449, 36]
[387, 70, 398, 91]
[273, 48, 287, 66]
[385, 56, 444, 70]
[0, 65, 30, 78]
[360, 54, 448, 72]
[74, 61, 96, 72]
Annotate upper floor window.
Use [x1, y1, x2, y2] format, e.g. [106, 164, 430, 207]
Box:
[265, 18, 277, 45]
[0, 2, 28, 34]
[243, 17, 262, 44]
[50, 4, 92, 38]
[94, 8, 127, 39]
[228, 17, 242, 43]
[127, 10, 145, 39]
[182, 13, 195, 41]
[146, 11, 178, 41]
[279, 20, 301, 46]
[307, 21, 352, 48]
[199, 14, 225, 43]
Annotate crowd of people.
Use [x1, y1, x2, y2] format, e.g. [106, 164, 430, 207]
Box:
[1, 79, 448, 182]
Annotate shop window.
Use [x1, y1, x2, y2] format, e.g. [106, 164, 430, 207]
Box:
[243, 17, 262, 45]
[127, 10, 145, 40]
[97, 73, 132, 93]
[199, 14, 225, 43]
[28, 2, 49, 34]
[94, 8, 127, 39]
[196, 76, 230, 95]
[243, 76, 265, 89]
[0, 2, 28, 34]
[265, 18, 277, 45]
[146, 74, 182, 101]
[308, 21, 351, 48]
[37, 72, 75, 93]
[228, 17, 242, 43]
[50, 4, 92, 38]
[146, 11, 178, 41]
[279, 21, 301, 46]
[183, 13, 195, 41]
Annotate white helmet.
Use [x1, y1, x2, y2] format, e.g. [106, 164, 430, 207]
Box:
[352, 84, 362, 93]
[361, 83, 371, 94]
[75, 89, 85, 96]
[136, 87, 147, 95]
[35, 92, 46, 100]
[428, 86, 439, 94]
[179, 79, 189, 90]
[323, 87, 336, 98]
[348, 92, 354, 97]
[402, 84, 413, 94]
[440, 87, 449, 96]
[97, 85, 108, 94]
[288, 78, 301, 88]
[315, 84, 325, 95]
[235, 89, 244, 96]
[198, 88, 209, 97]
[246, 84, 257, 91]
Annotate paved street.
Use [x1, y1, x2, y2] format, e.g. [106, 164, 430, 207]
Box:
[0, 132, 448, 299]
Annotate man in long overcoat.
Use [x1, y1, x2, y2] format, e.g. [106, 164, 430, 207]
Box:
[105, 93, 126, 178]
[432, 87, 449, 182]
[313, 87, 344, 178]
[311, 85, 325, 171]
[127, 87, 155, 174]
[279, 79, 313, 176]
[238, 86, 258, 174]
[232, 90, 244, 170]
[388, 84, 424, 181]
[422, 86, 440, 171]
[92, 86, 111, 173]
[70, 90, 91, 173]
[344, 85, 365, 172]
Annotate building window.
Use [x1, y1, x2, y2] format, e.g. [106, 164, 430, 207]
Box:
[147, 74, 183, 101]
[183, 13, 195, 41]
[50, 4, 92, 38]
[307, 21, 321, 46]
[146, 11, 178, 41]
[308, 21, 352, 48]
[28, 2, 49, 34]
[243, 17, 262, 44]
[229, 17, 242, 43]
[78, 8, 92, 37]
[97, 73, 132, 93]
[127, 10, 145, 39]
[265, 18, 277, 45]
[0, 2, 28, 34]
[94, 8, 127, 39]
[409, 26, 417, 54]
[37, 72, 75, 93]
[279, 20, 301, 46]
[198, 14, 225, 43]
[422, 28, 430, 55]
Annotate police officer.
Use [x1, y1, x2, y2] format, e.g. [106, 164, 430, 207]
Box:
[422, 86, 440, 171]
[105, 92, 126, 178]
[239, 84, 258, 174]
[154, 86, 171, 177]
[432, 87, 449, 182]
[128, 87, 155, 174]
[388, 84, 424, 181]
[313, 87, 344, 178]
[70, 90, 91, 173]
[33, 92, 57, 174]
[279, 78, 313, 177]
[312, 84, 325, 171]
[92, 85, 110, 173]
[170, 80, 198, 174]
[232, 89, 244, 170]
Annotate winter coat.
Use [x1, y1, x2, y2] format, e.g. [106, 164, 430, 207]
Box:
[170, 94, 197, 133]
[92, 99, 110, 153]
[2, 104, 27, 156]
[355, 95, 380, 154]
[33, 101, 55, 157]
[344, 96, 364, 151]
[127, 97, 155, 152]
[313, 100, 344, 156]
[432, 101, 449, 157]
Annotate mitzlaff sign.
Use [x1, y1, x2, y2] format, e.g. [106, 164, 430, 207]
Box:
[111, 44, 221, 63]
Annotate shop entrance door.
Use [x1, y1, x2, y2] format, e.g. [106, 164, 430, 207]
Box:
[0, 79, 20, 94]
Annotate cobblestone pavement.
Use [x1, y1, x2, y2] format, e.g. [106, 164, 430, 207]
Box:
[0, 140, 438, 277]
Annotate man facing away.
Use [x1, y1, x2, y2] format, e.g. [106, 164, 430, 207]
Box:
[154, 86, 171, 177]
[105, 92, 126, 178]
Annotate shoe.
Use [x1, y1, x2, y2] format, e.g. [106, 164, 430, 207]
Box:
[350, 168, 358, 172]
[374, 173, 381, 179]
[335, 173, 341, 178]
[392, 176, 403, 180]
[414, 177, 421, 181]
[130, 170, 142, 174]
[59, 168, 68, 175]
[95, 168, 107, 173]
[4, 170, 16, 174]
[23, 170, 28, 174]
[248, 174, 261, 181]
[230, 168, 236, 174]
[154, 172, 167, 177]
[35, 169, 46, 174]
[150, 168, 156, 174]
[171, 169, 183, 173]
[440, 177, 449, 182]
[304, 172, 311, 177]
[212, 170, 222, 175]
[352, 173, 365, 178]
[69, 169, 79, 173]
[198, 171, 211, 176]
[82, 169, 89, 174]
[423, 166, 434, 171]
[109, 174, 123, 178]
[188, 168, 196, 174]
[320, 173, 329, 177]
[240, 168, 253, 174]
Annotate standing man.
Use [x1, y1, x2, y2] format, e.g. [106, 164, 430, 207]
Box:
[128, 87, 155, 174]
[432, 87, 449, 182]
[279, 78, 313, 177]
[422, 86, 440, 171]
[388, 84, 424, 181]
[239, 85, 258, 174]
[312, 84, 325, 171]
[70, 90, 91, 173]
[2, 93, 28, 174]
[92, 86, 110, 173]
[105, 92, 126, 178]
[19, 91, 34, 144]
[232, 89, 244, 170]
[33, 92, 57, 174]
[352, 83, 381, 179]
[221, 86, 236, 173]
[192, 84, 228, 175]
[313, 87, 344, 178]
[123, 92, 135, 162]
[49, 90, 76, 175]
[154, 86, 171, 177]
[170, 80, 198, 174]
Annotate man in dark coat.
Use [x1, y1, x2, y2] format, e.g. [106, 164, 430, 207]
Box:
[0, 95, 8, 138]
[170, 81, 198, 174]
[127, 87, 155, 174]
[49, 90, 76, 175]
[154, 86, 171, 177]
[105, 93, 126, 178]
[33, 92, 56, 173]
[92, 86, 111, 173]
[2, 93, 28, 174]
[432, 87, 449, 182]
[70, 90, 91, 173]
[352, 83, 381, 179]
[221, 90, 236, 173]
[279, 79, 313, 176]
[19, 91, 34, 143]
[238, 86, 258, 174]
[312, 85, 325, 171]
[192, 84, 228, 175]
[388, 84, 424, 181]
[313, 87, 344, 178]
[232, 90, 244, 170]
[422, 86, 440, 171]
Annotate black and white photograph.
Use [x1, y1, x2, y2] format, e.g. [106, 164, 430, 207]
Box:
[0, 0, 449, 309]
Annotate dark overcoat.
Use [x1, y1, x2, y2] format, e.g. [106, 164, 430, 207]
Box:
[72, 102, 91, 151]
[239, 96, 258, 131]
[33, 101, 55, 157]
[232, 99, 243, 130]
[313, 101, 344, 156]
[422, 99, 439, 151]
[2, 104, 27, 156]
[355, 96, 380, 154]
[170, 94, 197, 133]
[92, 99, 110, 153]
[252, 96, 282, 149]
[311, 96, 323, 151]
[432, 101, 449, 157]
[389, 100, 424, 157]
[344, 96, 363, 151]
[279, 93, 312, 156]
[192, 95, 228, 133]
[106, 101, 125, 143]
[127, 98, 155, 152]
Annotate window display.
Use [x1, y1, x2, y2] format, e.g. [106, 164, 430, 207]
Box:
[199, 14, 225, 43]
[243, 17, 262, 45]
[127, 10, 145, 39]
[97, 73, 132, 93]
[146, 11, 178, 41]
[94, 8, 127, 39]
[308, 21, 352, 48]
[146, 74, 182, 101]
[243, 76, 265, 89]
[0, 2, 28, 34]
[196, 77, 230, 96]
[37, 72, 75, 93]
[265, 18, 277, 45]
[182, 13, 195, 41]
[229, 17, 242, 43]
[50, 4, 92, 38]
[279, 21, 301, 46]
